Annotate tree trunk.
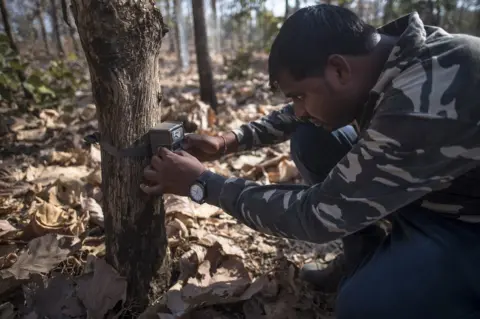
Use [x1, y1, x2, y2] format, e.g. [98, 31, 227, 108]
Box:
[37, 1, 51, 55]
[211, 0, 220, 54]
[50, 0, 65, 57]
[70, 0, 171, 311]
[383, 0, 394, 25]
[284, 0, 289, 21]
[192, 0, 217, 110]
[174, 0, 189, 70]
[165, 0, 176, 53]
[0, 0, 19, 54]
[61, 0, 80, 55]
[0, 0, 33, 102]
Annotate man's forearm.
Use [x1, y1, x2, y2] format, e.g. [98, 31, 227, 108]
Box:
[229, 104, 302, 151]
[221, 131, 241, 155]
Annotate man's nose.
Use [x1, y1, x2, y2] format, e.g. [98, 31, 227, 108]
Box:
[293, 104, 307, 119]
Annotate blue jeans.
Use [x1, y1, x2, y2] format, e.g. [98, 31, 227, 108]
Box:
[290, 123, 480, 319]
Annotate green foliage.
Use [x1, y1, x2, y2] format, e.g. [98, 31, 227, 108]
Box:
[226, 49, 254, 80]
[0, 33, 86, 108]
[257, 10, 282, 53]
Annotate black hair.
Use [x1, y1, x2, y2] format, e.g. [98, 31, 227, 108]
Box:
[268, 4, 378, 90]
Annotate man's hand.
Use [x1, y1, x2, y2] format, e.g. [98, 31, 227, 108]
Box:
[182, 132, 238, 162]
[141, 147, 207, 197]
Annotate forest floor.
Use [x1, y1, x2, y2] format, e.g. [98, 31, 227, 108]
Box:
[0, 53, 342, 318]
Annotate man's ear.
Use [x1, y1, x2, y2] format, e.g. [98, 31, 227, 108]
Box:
[325, 54, 351, 87]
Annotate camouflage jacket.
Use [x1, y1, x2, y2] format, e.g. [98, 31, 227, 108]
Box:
[204, 12, 480, 244]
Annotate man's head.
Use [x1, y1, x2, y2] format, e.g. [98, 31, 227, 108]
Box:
[269, 4, 384, 130]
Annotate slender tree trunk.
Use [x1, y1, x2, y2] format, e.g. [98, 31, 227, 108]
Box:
[0, 0, 19, 54]
[165, 0, 176, 53]
[37, 2, 51, 55]
[70, 0, 171, 311]
[174, 0, 189, 70]
[211, 0, 220, 54]
[284, 0, 289, 21]
[61, 0, 80, 55]
[0, 0, 33, 102]
[50, 0, 65, 57]
[383, 0, 394, 24]
[192, 0, 217, 110]
[358, 0, 365, 20]
[294, 0, 300, 11]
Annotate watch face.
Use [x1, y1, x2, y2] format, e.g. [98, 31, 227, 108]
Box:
[190, 184, 204, 202]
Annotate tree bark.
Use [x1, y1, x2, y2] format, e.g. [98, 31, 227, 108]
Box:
[192, 0, 217, 111]
[37, 0, 51, 55]
[50, 0, 65, 57]
[284, 0, 289, 21]
[70, 0, 171, 310]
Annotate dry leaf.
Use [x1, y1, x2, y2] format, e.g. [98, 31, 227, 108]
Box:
[277, 159, 299, 183]
[27, 198, 81, 236]
[16, 127, 47, 142]
[1, 234, 80, 280]
[76, 257, 127, 318]
[55, 176, 85, 206]
[0, 220, 16, 237]
[0, 302, 15, 319]
[230, 154, 266, 171]
[86, 168, 102, 186]
[80, 196, 104, 228]
[190, 203, 221, 219]
[25, 165, 92, 186]
[29, 274, 85, 318]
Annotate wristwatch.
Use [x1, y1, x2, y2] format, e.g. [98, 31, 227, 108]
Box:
[189, 171, 211, 204]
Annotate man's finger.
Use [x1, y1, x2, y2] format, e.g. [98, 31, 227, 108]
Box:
[140, 183, 163, 195]
[157, 147, 174, 158]
[175, 149, 189, 156]
[143, 167, 159, 182]
[151, 155, 163, 171]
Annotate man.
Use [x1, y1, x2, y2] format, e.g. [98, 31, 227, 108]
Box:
[141, 5, 480, 318]
[167, 108, 387, 293]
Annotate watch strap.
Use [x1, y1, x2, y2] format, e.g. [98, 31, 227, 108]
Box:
[196, 170, 213, 186]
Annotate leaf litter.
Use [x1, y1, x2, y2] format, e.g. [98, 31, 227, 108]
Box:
[0, 57, 341, 318]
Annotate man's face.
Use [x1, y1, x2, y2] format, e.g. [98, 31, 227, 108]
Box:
[276, 56, 367, 131]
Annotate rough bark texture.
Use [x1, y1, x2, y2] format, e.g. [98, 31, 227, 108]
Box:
[70, 0, 171, 310]
[50, 0, 65, 57]
[192, 0, 217, 110]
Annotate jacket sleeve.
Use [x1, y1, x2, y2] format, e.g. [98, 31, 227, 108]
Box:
[231, 103, 304, 151]
[204, 61, 480, 244]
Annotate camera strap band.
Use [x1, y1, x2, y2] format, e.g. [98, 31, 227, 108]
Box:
[84, 132, 150, 158]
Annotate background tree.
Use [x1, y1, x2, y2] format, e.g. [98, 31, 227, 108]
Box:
[192, 0, 218, 110]
[36, 0, 50, 55]
[49, 0, 64, 57]
[174, 0, 189, 70]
